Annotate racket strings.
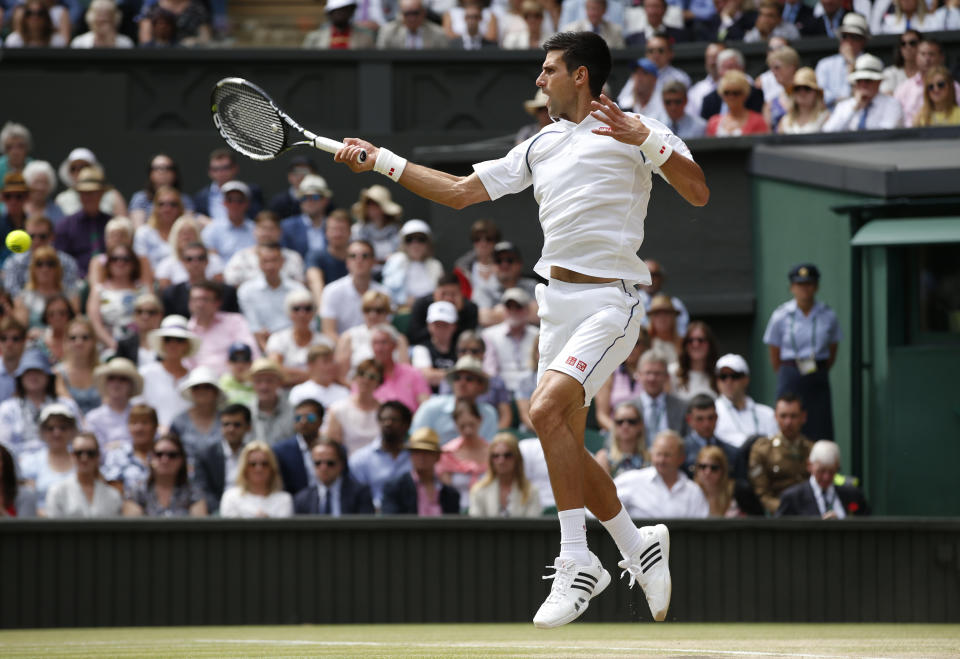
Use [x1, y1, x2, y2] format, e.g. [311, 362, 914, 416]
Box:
[213, 83, 286, 158]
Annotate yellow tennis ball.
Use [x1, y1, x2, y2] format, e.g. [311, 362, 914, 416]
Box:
[5, 230, 31, 254]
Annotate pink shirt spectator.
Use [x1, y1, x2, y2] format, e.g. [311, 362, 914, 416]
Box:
[895, 72, 960, 126]
[609, 366, 642, 411]
[411, 469, 442, 517]
[375, 363, 430, 413]
[436, 437, 487, 509]
[186, 312, 261, 376]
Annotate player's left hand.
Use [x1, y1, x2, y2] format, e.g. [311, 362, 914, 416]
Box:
[590, 94, 651, 146]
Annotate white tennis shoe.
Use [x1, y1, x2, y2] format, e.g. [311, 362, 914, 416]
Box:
[533, 551, 611, 629]
[618, 523, 671, 621]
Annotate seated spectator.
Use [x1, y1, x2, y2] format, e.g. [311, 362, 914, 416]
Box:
[778, 67, 831, 134]
[481, 288, 537, 397]
[436, 399, 490, 510]
[3, 0, 67, 47]
[137, 315, 197, 428]
[815, 13, 870, 109]
[3, 216, 78, 299]
[913, 66, 960, 127]
[19, 402, 79, 516]
[621, 58, 666, 121]
[219, 343, 255, 408]
[823, 54, 904, 131]
[192, 149, 264, 223]
[289, 343, 350, 409]
[53, 166, 112, 276]
[186, 281, 260, 376]
[614, 430, 709, 518]
[264, 289, 330, 386]
[781, 0, 820, 35]
[294, 439, 375, 515]
[406, 272, 480, 347]
[123, 432, 207, 517]
[474, 242, 538, 327]
[760, 45, 800, 131]
[170, 367, 225, 463]
[0, 443, 36, 517]
[114, 293, 164, 367]
[267, 157, 315, 221]
[468, 432, 542, 517]
[562, 0, 624, 48]
[156, 218, 226, 289]
[70, 0, 135, 48]
[713, 353, 777, 448]
[140, 6, 179, 47]
[646, 295, 683, 367]
[349, 185, 403, 270]
[304, 209, 351, 311]
[777, 439, 870, 518]
[411, 356, 497, 444]
[932, 0, 960, 29]
[595, 401, 649, 478]
[320, 239, 390, 340]
[87, 216, 154, 290]
[594, 328, 650, 434]
[880, 0, 937, 33]
[411, 300, 460, 391]
[749, 393, 814, 515]
[0, 121, 31, 182]
[237, 243, 309, 352]
[670, 321, 718, 399]
[29, 294, 75, 367]
[629, 350, 689, 441]
[303, 0, 376, 48]
[249, 358, 294, 447]
[881, 29, 920, 95]
[381, 428, 460, 515]
[200, 181, 256, 263]
[45, 432, 122, 518]
[502, 0, 549, 49]
[334, 289, 411, 376]
[624, 0, 688, 48]
[324, 359, 381, 454]
[54, 148, 125, 219]
[372, 324, 431, 413]
[53, 317, 100, 416]
[1, 351, 80, 463]
[22, 161, 65, 227]
[376, 0, 449, 49]
[383, 219, 444, 309]
[453, 219, 500, 300]
[137, 0, 212, 47]
[518, 436, 553, 510]
[661, 81, 707, 139]
[744, 0, 799, 41]
[693, 445, 740, 517]
[87, 244, 150, 352]
[195, 403, 251, 514]
[271, 398, 324, 496]
[280, 175, 332, 261]
[437, 330, 513, 429]
[86, 358, 141, 453]
[707, 70, 770, 137]
[133, 185, 188, 270]
[161, 242, 239, 318]
[699, 49, 765, 122]
[128, 154, 194, 227]
[349, 400, 413, 511]
[709, 0, 757, 41]
[639, 259, 689, 337]
[1, 173, 29, 258]
[103, 403, 158, 495]
[897, 39, 960, 125]
[13, 247, 79, 331]
[449, 0, 499, 49]
[220, 440, 293, 517]
[0, 318, 27, 401]
[681, 394, 738, 478]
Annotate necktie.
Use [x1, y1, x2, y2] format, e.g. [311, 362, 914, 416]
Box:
[857, 103, 870, 130]
[823, 489, 834, 515]
[323, 489, 332, 514]
[671, 120, 679, 134]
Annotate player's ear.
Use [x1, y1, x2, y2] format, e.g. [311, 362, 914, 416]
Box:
[575, 65, 589, 88]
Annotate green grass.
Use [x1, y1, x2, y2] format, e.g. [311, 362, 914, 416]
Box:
[1, 623, 959, 657]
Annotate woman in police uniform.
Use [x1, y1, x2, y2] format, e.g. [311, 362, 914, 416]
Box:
[763, 263, 842, 440]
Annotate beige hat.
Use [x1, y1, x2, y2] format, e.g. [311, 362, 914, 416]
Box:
[446, 356, 489, 391]
[648, 294, 678, 315]
[406, 427, 441, 453]
[352, 184, 402, 219]
[250, 357, 283, 378]
[791, 67, 822, 94]
[93, 357, 143, 396]
[838, 12, 869, 38]
[848, 54, 884, 83]
[298, 174, 331, 198]
[74, 166, 109, 192]
[147, 315, 200, 358]
[523, 89, 548, 116]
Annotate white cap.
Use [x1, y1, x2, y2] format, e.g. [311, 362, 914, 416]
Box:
[715, 353, 750, 375]
[848, 54, 884, 82]
[426, 300, 458, 324]
[298, 174, 331, 198]
[326, 0, 357, 10]
[501, 287, 531, 306]
[839, 12, 869, 38]
[221, 180, 250, 197]
[399, 219, 431, 239]
[39, 402, 78, 425]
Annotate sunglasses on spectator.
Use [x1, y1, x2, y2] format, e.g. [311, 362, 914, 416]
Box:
[68, 333, 90, 341]
[404, 234, 428, 244]
[663, 98, 684, 106]
[453, 373, 482, 383]
[183, 254, 207, 263]
[901, 38, 919, 47]
[247, 460, 270, 468]
[2, 192, 26, 200]
[224, 196, 247, 204]
[314, 459, 338, 467]
[69, 163, 88, 172]
[34, 260, 58, 268]
[136, 308, 161, 316]
[473, 235, 496, 243]
[841, 32, 865, 41]
[28, 232, 50, 242]
[295, 413, 319, 423]
[347, 252, 373, 260]
[163, 336, 188, 344]
[495, 257, 518, 265]
[717, 372, 745, 381]
[291, 305, 314, 313]
[356, 370, 380, 381]
[697, 463, 722, 473]
[927, 81, 948, 91]
[154, 450, 182, 460]
[685, 337, 707, 345]
[0, 334, 25, 342]
[302, 194, 325, 202]
[25, 9, 46, 17]
[72, 449, 98, 459]
[491, 452, 514, 460]
[458, 347, 483, 356]
[43, 424, 72, 433]
[363, 307, 388, 314]
[614, 417, 641, 426]
[402, 9, 422, 16]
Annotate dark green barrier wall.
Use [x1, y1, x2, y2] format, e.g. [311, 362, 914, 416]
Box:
[3, 518, 958, 628]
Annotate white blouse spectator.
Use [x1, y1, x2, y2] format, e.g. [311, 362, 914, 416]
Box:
[382, 219, 444, 309]
[288, 343, 350, 410]
[70, 0, 135, 48]
[154, 216, 225, 287]
[135, 315, 199, 428]
[19, 403, 80, 516]
[45, 432, 123, 518]
[132, 185, 187, 270]
[481, 288, 538, 396]
[219, 441, 294, 518]
[127, 153, 195, 228]
[224, 210, 305, 287]
[265, 289, 333, 385]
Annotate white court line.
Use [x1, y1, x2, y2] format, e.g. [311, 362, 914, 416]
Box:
[193, 638, 895, 659]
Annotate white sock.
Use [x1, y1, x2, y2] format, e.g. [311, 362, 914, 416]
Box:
[557, 508, 591, 566]
[600, 506, 643, 558]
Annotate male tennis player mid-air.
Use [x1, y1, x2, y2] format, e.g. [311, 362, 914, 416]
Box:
[335, 31, 709, 628]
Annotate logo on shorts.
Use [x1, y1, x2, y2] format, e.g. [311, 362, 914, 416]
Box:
[565, 356, 577, 366]
[566, 356, 588, 372]
[576, 360, 587, 372]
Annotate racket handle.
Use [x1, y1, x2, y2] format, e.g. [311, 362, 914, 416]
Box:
[313, 136, 367, 163]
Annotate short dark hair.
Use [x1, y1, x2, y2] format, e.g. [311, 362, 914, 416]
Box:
[542, 31, 612, 98]
[191, 280, 223, 302]
[776, 392, 804, 409]
[209, 148, 236, 164]
[687, 394, 717, 414]
[470, 218, 501, 243]
[314, 438, 350, 474]
[254, 210, 280, 226]
[348, 238, 375, 255]
[221, 403, 252, 425]
[295, 398, 325, 422]
[436, 272, 461, 288]
[378, 400, 412, 426]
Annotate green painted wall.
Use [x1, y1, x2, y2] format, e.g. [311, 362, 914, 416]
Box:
[751, 178, 880, 466]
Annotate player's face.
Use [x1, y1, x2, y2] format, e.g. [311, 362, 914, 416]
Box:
[536, 51, 577, 120]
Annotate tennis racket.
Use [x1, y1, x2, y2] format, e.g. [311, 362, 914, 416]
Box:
[210, 77, 366, 163]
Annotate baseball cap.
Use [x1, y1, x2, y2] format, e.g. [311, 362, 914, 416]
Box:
[494, 241, 520, 257]
[426, 300, 458, 324]
[228, 342, 253, 362]
[221, 180, 250, 197]
[39, 402, 77, 425]
[501, 287, 531, 306]
[788, 263, 821, 284]
[633, 58, 659, 77]
[715, 353, 749, 375]
[399, 218, 432, 239]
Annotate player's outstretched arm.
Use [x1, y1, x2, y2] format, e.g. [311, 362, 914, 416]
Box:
[588, 95, 710, 208]
[335, 138, 491, 210]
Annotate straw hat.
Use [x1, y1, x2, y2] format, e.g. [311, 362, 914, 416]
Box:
[249, 357, 283, 378]
[406, 427, 441, 453]
[351, 184, 402, 219]
[791, 67, 821, 94]
[93, 358, 144, 396]
[74, 166, 110, 192]
[179, 366, 227, 405]
[446, 356, 489, 392]
[648, 294, 678, 315]
[523, 89, 548, 116]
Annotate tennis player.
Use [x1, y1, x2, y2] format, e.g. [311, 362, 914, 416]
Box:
[336, 31, 709, 628]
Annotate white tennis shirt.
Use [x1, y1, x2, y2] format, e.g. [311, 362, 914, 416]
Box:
[473, 113, 693, 284]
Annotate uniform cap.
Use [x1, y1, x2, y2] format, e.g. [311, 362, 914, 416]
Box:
[788, 263, 821, 283]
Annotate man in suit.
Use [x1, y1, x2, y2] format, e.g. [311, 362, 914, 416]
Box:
[777, 440, 869, 518]
[267, 157, 316, 221]
[563, 0, 626, 50]
[280, 175, 332, 261]
[625, 0, 689, 48]
[293, 440, 375, 515]
[376, 0, 448, 49]
[192, 148, 263, 223]
[272, 398, 325, 496]
[161, 243, 239, 318]
[682, 394, 738, 479]
[381, 428, 459, 515]
[629, 350, 688, 445]
[448, 1, 497, 50]
[195, 403, 251, 513]
[777, 0, 819, 36]
[302, 0, 376, 49]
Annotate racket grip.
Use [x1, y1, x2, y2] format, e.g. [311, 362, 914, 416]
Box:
[314, 136, 366, 163]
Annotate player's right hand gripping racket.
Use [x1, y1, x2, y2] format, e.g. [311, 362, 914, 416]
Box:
[210, 77, 366, 163]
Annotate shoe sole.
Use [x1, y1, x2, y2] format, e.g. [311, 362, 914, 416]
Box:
[533, 568, 612, 630]
[649, 524, 671, 622]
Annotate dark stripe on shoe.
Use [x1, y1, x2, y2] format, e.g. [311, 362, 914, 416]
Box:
[639, 542, 660, 562]
[571, 584, 593, 594]
[574, 578, 596, 590]
[576, 572, 598, 584]
[641, 555, 662, 574]
[641, 549, 662, 569]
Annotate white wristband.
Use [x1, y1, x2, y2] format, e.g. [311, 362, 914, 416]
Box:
[373, 147, 408, 182]
[639, 130, 673, 168]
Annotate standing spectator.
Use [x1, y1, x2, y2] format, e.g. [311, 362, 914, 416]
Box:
[237, 243, 309, 352]
[562, 0, 624, 49]
[289, 343, 350, 409]
[114, 293, 164, 367]
[411, 356, 497, 443]
[349, 185, 403, 269]
[70, 0, 135, 48]
[0, 443, 36, 517]
[304, 209, 351, 311]
[86, 358, 142, 454]
[777, 439, 869, 517]
[137, 0, 212, 46]
[436, 399, 490, 509]
[319, 239, 390, 340]
[411, 300, 460, 391]
[707, 70, 770, 136]
[303, 0, 376, 49]
[895, 39, 960, 127]
[383, 219, 444, 309]
[0, 122, 32, 182]
[161, 242, 239, 318]
[0, 318, 27, 402]
[349, 400, 413, 510]
[186, 281, 260, 376]
[45, 432, 122, 518]
[53, 166, 111, 277]
[22, 161, 65, 228]
[630, 350, 689, 441]
[376, 0, 449, 48]
[778, 68, 831, 134]
[372, 324, 431, 413]
[482, 288, 537, 397]
[453, 219, 500, 301]
[815, 12, 870, 109]
[123, 432, 207, 517]
[53, 318, 101, 416]
[744, 0, 799, 41]
[594, 401, 649, 478]
[406, 273, 480, 347]
[201, 181, 256, 262]
[646, 295, 683, 367]
[155, 218, 226, 288]
[271, 399, 325, 496]
[19, 403, 79, 515]
[87, 245, 149, 352]
[102, 404, 158, 495]
[219, 343, 255, 408]
[681, 394, 738, 478]
[474, 241, 538, 327]
[3, 215, 79, 297]
[55, 148, 125, 219]
[30, 294, 75, 367]
[294, 440, 375, 515]
[219, 441, 293, 517]
[670, 321, 718, 399]
[265, 290, 331, 385]
[469, 432, 542, 517]
[280, 175, 332, 260]
[267, 157, 316, 221]
[713, 353, 777, 448]
[824, 53, 905, 131]
[381, 428, 460, 515]
[195, 403, 251, 514]
[13, 248, 78, 330]
[192, 149, 263, 224]
[127, 154, 194, 228]
[748, 393, 813, 515]
[170, 367, 225, 463]
[324, 359, 382, 454]
[249, 358, 294, 446]
[132, 185, 185, 270]
[137, 315, 198, 428]
[914, 67, 960, 126]
[593, 328, 651, 434]
[614, 430, 709, 518]
[693, 445, 739, 517]
[763, 263, 842, 440]
[881, 29, 920, 95]
[660, 81, 707, 139]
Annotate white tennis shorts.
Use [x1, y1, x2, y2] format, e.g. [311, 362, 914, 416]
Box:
[535, 278, 645, 406]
